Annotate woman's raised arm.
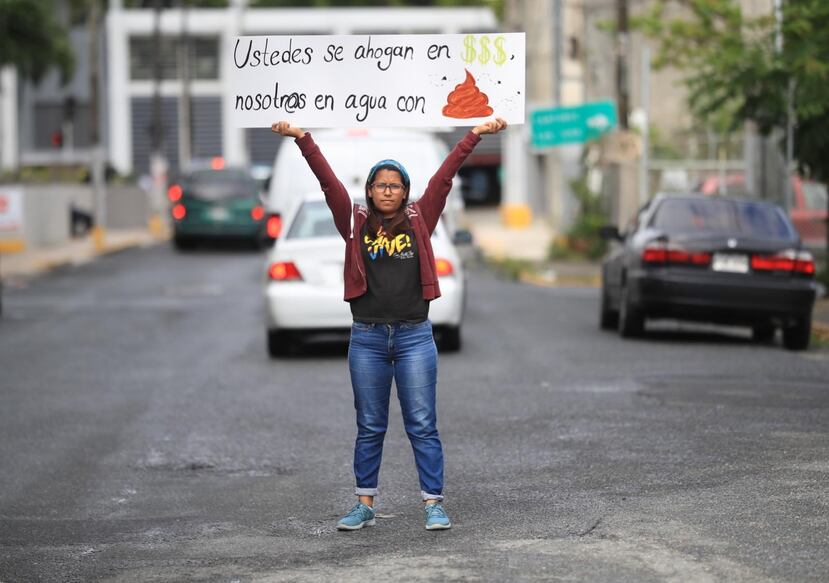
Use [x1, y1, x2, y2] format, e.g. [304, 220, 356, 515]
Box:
[418, 117, 508, 233]
[271, 121, 306, 140]
[271, 121, 352, 240]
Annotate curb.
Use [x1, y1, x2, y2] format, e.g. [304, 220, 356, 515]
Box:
[518, 270, 601, 288]
[1, 232, 163, 279]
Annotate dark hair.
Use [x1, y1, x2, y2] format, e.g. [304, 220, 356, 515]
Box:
[364, 163, 411, 237]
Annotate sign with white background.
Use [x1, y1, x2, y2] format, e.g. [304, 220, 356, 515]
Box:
[228, 33, 525, 128]
[0, 187, 23, 232]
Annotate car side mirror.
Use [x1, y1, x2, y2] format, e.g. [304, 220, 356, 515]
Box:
[598, 225, 623, 241]
[452, 229, 474, 246]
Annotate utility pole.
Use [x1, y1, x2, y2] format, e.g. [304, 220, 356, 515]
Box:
[501, 0, 531, 229]
[616, 0, 629, 129]
[178, 0, 192, 172]
[88, 0, 107, 251]
[149, 0, 168, 236]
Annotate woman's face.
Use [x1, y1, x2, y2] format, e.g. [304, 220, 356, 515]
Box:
[369, 169, 407, 217]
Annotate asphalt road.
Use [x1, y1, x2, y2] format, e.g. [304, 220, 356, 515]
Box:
[1, 243, 828, 583]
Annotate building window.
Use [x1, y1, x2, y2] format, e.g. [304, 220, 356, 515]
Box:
[129, 36, 219, 80]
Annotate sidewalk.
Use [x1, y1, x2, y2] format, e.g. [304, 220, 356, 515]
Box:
[465, 207, 601, 287]
[0, 229, 162, 279]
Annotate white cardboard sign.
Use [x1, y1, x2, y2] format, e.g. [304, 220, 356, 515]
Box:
[0, 187, 23, 232]
[228, 33, 525, 128]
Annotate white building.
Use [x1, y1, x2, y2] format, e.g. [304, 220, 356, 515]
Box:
[1, 2, 498, 178]
[105, 2, 498, 176]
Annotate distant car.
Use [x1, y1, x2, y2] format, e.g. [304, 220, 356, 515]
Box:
[599, 193, 818, 350]
[168, 165, 267, 249]
[695, 174, 827, 248]
[264, 192, 466, 356]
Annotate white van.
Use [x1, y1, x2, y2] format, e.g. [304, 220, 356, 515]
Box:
[266, 128, 466, 237]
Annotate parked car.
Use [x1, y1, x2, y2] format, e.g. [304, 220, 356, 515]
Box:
[599, 193, 818, 350]
[168, 163, 267, 249]
[266, 128, 466, 241]
[695, 174, 827, 248]
[264, 192, 466, 356]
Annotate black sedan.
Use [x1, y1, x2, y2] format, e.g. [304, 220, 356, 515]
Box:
[599, 194, 818, 350]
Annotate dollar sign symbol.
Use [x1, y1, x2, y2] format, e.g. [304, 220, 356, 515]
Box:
[462, 35, 477, 65]
[493, 36, 507, 66]
[478, 35, 491, 65]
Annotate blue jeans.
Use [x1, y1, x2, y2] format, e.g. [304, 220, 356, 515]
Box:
[348, 320, 444, 501]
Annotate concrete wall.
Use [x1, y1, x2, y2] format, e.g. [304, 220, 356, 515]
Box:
[18, 184, 150, 248]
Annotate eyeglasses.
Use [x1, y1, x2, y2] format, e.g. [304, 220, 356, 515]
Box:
[371, 182, 405, 194]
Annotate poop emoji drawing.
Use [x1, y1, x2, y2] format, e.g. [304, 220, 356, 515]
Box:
[442, 70, 493, 119]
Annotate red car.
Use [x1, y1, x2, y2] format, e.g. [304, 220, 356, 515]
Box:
[695, 174, 827, 248]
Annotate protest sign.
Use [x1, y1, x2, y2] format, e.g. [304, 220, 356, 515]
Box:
[228, 33, 525, 128]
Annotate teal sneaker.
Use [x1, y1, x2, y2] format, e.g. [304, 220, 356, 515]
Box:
[424, 503, 451, 530]
[337, 502, 376, 531]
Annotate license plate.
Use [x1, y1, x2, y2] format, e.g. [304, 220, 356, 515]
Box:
[208, 207, 230, 221]
[712, 253, 748, 273]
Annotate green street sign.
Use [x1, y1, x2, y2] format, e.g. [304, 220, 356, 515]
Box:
[531, 101, 618, 148]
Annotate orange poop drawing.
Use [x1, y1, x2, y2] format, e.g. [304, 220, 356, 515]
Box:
[442, 70, 493, 119]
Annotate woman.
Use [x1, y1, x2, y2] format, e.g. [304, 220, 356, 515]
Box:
[272, 117, 507, 531]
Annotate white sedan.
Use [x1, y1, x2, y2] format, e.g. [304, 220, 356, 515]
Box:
[264, 193, 466, 356]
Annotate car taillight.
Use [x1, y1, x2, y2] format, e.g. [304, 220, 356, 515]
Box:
[171, 204, 186, 220]
[751, 250, 815, 275]
[435, 258, 454, 277]
[268, 261, 302, 281]
[251, 205, 265, 221]
[167, 184, 182, 202]
[642, 243, 711, 266]
[266, 214, 282, 238]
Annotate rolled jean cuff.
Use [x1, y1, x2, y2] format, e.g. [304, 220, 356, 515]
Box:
[355, 487, 379, 497]
[421, 491, 444, 501]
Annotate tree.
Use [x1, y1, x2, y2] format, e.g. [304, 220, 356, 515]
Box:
[634, 0, 829, 185]
[0, 0, 74, 82]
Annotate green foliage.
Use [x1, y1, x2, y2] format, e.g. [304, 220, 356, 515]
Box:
[486, 257, 534, 281]
[548, 178, 607, 262]
[0, 0, 74, 82]
[633, 0, 829, 183]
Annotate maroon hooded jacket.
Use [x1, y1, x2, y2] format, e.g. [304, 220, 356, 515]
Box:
[294, 130, 481, 302]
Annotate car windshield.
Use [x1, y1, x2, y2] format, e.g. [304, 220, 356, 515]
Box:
[286, 201, 340, 239]
[801, 182, 828, 211]
[185, 169, 258, 201]
[650, 198, 796, 239]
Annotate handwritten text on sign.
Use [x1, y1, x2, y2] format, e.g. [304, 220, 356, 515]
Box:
[228, 33, 525, 128]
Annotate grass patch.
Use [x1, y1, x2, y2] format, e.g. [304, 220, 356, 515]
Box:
[487, 257, 537, 281]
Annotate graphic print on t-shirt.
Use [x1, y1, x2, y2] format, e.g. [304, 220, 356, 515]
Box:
[364, 228, 415, 261]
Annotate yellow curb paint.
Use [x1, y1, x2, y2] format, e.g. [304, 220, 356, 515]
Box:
[91, 226, 106, 252]
[148, 214, 166, 237]
[0, 239, 26, 253]
[500, 204, 533, 229]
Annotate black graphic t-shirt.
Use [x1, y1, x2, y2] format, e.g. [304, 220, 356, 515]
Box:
[350, 218, 428, 323]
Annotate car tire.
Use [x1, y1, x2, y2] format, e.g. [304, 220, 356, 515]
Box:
[752, 323, 776, 344]
[599, 286, 619, 331]
[618, 282, 645, 338]
[267, 329, 293, 358]
[173, 234, 192, 251]
[782, 317, 811, 351]
[439, 325, 462, 352]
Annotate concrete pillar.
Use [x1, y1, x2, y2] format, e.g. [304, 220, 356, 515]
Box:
[106, 9, 132, 174]
[0, 67, 18, 172]
[221, 4, 248, 167]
